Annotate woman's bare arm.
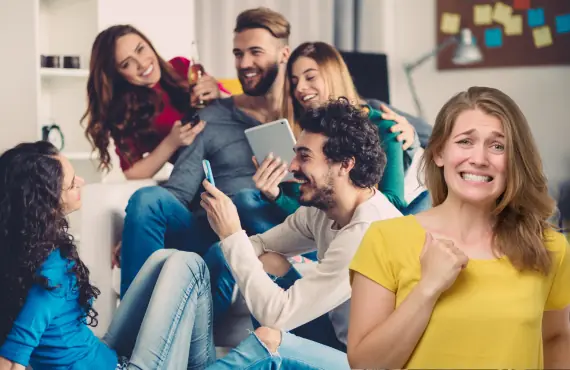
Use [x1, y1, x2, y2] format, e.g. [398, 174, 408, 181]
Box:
[0, 357, 25, 370]
[347, 272, 439, 369]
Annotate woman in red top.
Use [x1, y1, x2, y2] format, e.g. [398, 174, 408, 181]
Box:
[82, 24, 229, 179]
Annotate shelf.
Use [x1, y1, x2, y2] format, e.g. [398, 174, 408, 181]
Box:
[62, 151, 97, 160]
[40, 68, 89, 78]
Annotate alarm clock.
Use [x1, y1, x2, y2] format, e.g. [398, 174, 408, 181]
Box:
[42, 124, 65, 151]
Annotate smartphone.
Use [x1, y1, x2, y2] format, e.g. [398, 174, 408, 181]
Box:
[181, 109, 201, 127]
[202, 159, 215, 186]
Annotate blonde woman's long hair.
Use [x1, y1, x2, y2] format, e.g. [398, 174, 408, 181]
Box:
[421, 86, 556, 274]
[284, 42, 361, 138]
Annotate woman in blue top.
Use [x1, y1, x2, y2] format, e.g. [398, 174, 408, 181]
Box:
[0, 141, 348, 370]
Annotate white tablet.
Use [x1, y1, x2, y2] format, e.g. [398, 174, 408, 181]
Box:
[244, 119, 297, 182]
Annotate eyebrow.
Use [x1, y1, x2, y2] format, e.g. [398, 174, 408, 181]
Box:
[68, 175, 76, 189]
[118, 42, 142, 66]
[291, 68, 317, 80]
[232, 46, 264, 54]
[453, 129, 505, 139]
[294, 146, 312, 154]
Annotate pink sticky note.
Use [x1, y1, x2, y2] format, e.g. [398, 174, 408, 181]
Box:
[513, 0, 531, 10]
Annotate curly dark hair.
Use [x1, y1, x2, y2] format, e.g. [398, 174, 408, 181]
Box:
[0, 141, 100, 344]
[81, 24, 191, 171]
[298, 97, 386, 188]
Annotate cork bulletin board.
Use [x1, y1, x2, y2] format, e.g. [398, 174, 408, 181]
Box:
[436, 0, 570, 70]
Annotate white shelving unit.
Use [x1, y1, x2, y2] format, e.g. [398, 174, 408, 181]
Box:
[40, 68, 90, 78]
[36, 0, 97, 169]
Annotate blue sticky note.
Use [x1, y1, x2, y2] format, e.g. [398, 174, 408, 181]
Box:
[484, 28, 503, 48]
[528, 8, 545, 28]
[555, 13, 570, 34]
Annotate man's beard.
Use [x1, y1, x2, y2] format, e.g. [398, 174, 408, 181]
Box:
[238, 62, 280, 96]
[297, 169, 336, 211]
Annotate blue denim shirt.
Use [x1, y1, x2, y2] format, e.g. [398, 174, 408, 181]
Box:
[0, 250, 117, 369]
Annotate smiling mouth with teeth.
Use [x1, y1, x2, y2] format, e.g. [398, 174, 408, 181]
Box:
[461, 172, 493, 183]
[293, 173, 309, 184]
[302, 94, 317, 102]
[141, 64, 153, 77]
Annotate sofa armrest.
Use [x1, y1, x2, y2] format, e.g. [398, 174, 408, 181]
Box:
[79, 179, 157, 337]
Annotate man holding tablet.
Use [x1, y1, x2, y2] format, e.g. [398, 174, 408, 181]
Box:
[201, 99, 402, 360]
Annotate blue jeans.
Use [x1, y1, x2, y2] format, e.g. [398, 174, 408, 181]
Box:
[121, 187, 279, 296]
[105, 250, 346, 369]
[103, 250, 216, 369]
[403, 190, 431, 215]
[121, 186, 219, 296]
[210, 332, 349, 370]
[256, 267, 346, 352]
[206, 242, 345, 353]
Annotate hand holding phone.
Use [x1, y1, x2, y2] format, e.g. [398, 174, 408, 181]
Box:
[181, 109, 201, 127]
[203, 159, 215, 186]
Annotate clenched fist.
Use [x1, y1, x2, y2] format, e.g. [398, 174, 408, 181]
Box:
[418, 232, 469, 297]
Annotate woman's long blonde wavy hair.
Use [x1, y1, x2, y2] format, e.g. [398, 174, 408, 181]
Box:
[283, 42, 361, 138]
[421, 86, 556, 274]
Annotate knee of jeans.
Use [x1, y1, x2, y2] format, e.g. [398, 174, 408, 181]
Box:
[165, 251, 210, 282]
[233, 188, 263, 212]
[202, 242, 224, 266]
[254, 327, 282, 353]
[125, 186, 170, 216]
[146, 249, 177, 265]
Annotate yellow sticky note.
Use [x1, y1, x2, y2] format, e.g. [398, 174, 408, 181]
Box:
[493, 2, 513, 25]
[505, 14, 523, 35]
[474, 4, 493, 25]
[441, 12, 461, 34]
[533, 26, 553, 48]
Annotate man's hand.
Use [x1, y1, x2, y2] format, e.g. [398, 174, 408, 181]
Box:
[200, 179, 243, 239]
[380, 104, 416, 150]
[191, 75, 221, 106]
[252, 154, 289, 201]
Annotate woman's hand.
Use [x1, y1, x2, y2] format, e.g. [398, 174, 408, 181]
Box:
[380, 104, 416, 150]
[418, 233, 469, 297]
[111, 241, 121, 268]
[191, 75, 222, 106]
[166, 120, 206, 149]
[252, 154, 289, 201]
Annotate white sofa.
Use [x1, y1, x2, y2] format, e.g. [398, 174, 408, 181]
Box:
[79, 179, 252, 348]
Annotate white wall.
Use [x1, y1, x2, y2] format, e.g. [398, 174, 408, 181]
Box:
[381, 0, 570, 192]
[195, 0, 334, 79]
[97, 0, 195, 61]
[0, 1, 39, 151]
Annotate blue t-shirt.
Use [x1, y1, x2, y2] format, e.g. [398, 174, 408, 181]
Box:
[0, 249, 118, 369]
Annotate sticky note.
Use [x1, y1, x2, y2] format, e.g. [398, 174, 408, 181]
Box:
[532, 25, 553, 48]
[441, 12, 461, 34]
[474, 4, 493, 25]
[485, 27, 503, 48]
[492, 2, 513, 25]
[555, 14, 570, 34]
[513, 0, 530, 10]
[528, 8, 545, 28]
[505, 15, 523, 36]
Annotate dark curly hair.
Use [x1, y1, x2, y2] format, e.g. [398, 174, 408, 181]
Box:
[298, 97, 386, 188]
[0, 141, 100, 344]
[81, 24, 191, 171]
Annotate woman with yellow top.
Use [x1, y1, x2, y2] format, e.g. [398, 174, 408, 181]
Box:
[347, 86, 570, 369]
